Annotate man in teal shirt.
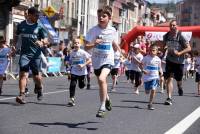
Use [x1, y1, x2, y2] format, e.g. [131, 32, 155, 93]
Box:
[15, 7, 48, 104]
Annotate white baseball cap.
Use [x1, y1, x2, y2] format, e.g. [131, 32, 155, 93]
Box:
[133, 44, 140, 49]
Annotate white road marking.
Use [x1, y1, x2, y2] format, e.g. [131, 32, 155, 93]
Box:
[0, 83, 111, 101]
[164, 106, 200, 134]
[0, 90, 69, 101]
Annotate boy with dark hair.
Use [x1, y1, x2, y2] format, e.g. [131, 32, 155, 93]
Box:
[85, 5, 120, 118]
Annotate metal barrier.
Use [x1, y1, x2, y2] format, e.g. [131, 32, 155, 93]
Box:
[6, 55, 65, 80]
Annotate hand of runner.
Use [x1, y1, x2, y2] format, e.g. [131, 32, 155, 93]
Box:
[35, 40, 44, 47]
[94, 38, 103, 45]
[174, 50, 181, 56]
[77, 64, 85, 68]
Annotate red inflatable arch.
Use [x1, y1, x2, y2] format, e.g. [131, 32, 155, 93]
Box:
[121, 26, 200, 53]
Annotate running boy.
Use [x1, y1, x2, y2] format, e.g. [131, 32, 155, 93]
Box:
[67, 38, 91, 106]
[85, 5, 120, 118]
[140, 44, 163, 110]
[0, 37, 15, 95]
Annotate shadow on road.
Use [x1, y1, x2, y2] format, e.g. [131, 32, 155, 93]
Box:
[29, 121, 99, 130]
[113, 105, 145, 109]
[28, 102, 67, 107]
[121, 100, 164, 105]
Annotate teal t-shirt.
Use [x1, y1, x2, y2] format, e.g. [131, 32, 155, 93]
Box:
[16, 20, 47, 58]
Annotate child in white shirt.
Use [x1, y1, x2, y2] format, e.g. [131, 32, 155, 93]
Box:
[140, 44, 163, 110]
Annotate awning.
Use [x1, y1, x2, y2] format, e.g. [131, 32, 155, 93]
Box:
[39, 16, 59, 43]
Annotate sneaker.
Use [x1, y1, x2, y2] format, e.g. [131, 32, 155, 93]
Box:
[96, 110, 106, 118]
[178, 88, 183, 96]
[105, 99, 112, 111]
[37, 89, 43, 101]
[147, 104, 155, 110]
[160, 89, 164, 94]
[67, 98, 75, 106]
[87, 84, 90, 90]
[134, 90, 139, 95]
[24, 88, 29, 96]
[164, 98, 172, 105]
[111, 88, 116, 92]
[16, 95, 26, 104]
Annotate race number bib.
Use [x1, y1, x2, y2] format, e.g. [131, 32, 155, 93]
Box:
[93, 42, 111, 59]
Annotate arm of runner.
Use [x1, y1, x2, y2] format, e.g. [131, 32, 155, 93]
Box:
[174, 43, 191, 56]
[84, 38, 103, 50]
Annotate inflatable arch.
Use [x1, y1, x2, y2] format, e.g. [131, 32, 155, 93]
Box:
[121, 26, 200, 52]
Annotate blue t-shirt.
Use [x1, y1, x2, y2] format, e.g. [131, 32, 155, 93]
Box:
[16, 20, 47, 58]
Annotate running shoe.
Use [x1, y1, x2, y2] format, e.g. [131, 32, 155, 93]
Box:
[134, 90, 139, 95]
[147, 104, 155, 110]
[105, 99, 112, 111]
[96, 110, 106, 118]
[164, 98, 172, 105]
[111, 88, 116, 92]
[16, 95, 26, 104]
[67, 98, 75, 106]
[160, 89, 165, 94]
[178, 88, 183, 96]
[37, 89, 43, 101]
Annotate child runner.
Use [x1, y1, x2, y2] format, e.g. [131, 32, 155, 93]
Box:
[130, 44, 143, 95]
[63, 47, 71, 80]
[68, 38, 91, 106]
[140, 44, 163, 110]
[0, 37, 15, 95]
[67, 38, 91, 106]
[124, 56, 132, 83]
[110, 50, 121, 91]
[84, 5, 120, 118]
[194, 51, 200, 96]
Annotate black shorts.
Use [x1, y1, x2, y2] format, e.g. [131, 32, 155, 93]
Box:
[130, 70, 142, 87]
[195, 72, 200, 82]
[110, 68, 119, 76]
[165, 60, 184, 81]
[94, 64, 112, 76]
[19, 54, 42, 75]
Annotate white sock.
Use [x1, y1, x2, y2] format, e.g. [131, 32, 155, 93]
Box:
[100, 101, 106, 111]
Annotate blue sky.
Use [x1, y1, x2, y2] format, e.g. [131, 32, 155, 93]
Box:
[146, 0, 179, 3]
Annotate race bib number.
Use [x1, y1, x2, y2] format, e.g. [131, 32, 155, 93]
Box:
[72, 58, 84, 65]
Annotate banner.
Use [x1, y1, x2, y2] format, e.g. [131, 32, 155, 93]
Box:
[47, 57, 62, 73]
[145, 31, 192, 41]
[39, 16, 59, 43]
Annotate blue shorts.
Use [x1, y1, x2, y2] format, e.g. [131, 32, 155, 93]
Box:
[144, 79, 159, 91]
[19, 54, 42, 75]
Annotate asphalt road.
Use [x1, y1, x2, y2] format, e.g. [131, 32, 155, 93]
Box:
[0, 75, 199, 134]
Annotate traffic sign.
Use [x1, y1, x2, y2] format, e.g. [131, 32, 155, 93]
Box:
[43, 6, 57, 18]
